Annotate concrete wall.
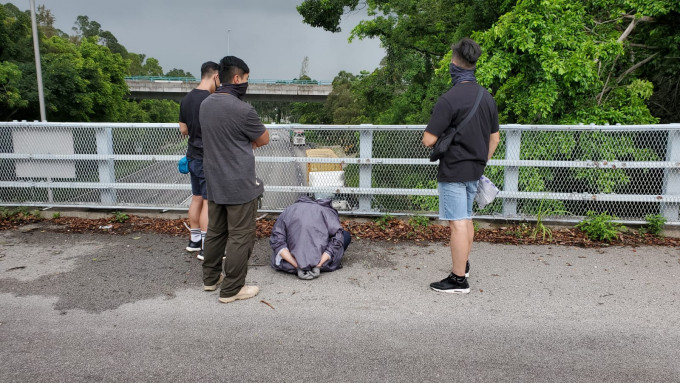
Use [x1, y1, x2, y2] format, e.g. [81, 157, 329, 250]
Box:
[126, 80, 332, 102]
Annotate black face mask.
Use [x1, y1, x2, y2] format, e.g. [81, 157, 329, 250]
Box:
[449, 63, 476, 86]
[216, 82, 248, 99]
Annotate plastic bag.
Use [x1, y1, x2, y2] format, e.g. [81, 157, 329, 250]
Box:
[475, 175, 498, 209]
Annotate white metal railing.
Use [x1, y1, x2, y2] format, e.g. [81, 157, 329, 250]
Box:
[0, 122, 678, 223]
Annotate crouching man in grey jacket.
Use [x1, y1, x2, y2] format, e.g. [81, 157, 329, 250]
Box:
[270, 196, 351, 280]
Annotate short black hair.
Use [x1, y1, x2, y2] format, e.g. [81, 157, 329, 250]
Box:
[451, 38, 482, 69]
[218, 56, 250, 84]
[200, 61, 219, 79]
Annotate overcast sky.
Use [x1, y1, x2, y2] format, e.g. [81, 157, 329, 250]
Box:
[8, 0, 385, 81]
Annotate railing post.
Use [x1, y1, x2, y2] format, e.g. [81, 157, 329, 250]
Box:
[661, 124, 680, 222]
[358, 126, 373, 213]
[503, 126, 521, 217]
[95, 127, 116, 205]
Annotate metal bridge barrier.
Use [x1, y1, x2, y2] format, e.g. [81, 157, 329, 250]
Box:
[1, 122, 678, 224]
[124, 76, 332, 85]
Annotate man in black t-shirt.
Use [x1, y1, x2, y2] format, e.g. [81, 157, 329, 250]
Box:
[422, 38, 501, 294]
[179, 61, 219, 260]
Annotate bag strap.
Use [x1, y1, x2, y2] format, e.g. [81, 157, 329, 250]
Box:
[454, 84, 485, 135]
[436, 84, 485, 146]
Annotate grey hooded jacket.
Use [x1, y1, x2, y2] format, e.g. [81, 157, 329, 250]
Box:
[269, 196, 345, 272]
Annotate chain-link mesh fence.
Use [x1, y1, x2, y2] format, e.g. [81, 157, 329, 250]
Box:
[1, 122, 678, 223]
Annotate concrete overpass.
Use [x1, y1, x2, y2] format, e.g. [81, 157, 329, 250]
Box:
[125, 77, 333, 102]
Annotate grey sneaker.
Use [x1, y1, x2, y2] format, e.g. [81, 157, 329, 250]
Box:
[309, 267, 321, 278]
[297, 269, 313, 280]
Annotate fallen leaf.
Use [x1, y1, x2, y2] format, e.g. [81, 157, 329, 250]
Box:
[260, 300, 275, 310]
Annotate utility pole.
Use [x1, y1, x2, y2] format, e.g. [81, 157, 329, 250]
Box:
[227, 29, 231, 55]
[29, 0, 47, 121]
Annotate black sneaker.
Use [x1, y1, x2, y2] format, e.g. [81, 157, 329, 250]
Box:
[186, 240, 201, 252]
[196, 249, 204, 261]
[430, 273, 470, 294]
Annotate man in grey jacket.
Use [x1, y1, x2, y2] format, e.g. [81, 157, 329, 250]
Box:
[270, 196, 351, 280]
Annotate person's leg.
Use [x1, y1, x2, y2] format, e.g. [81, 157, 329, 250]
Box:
[464, 180, 478, 275]
[450, 219, 472, 277]
[220, 198, 258, 298]
[188, 196, 202, 230]
[430, 182, 470, 293]
[196, 160, 209, 249]
[186, 161, 203, 251]
[202, 201, 228, 286]
[342, 229, 351, 250]
[199, 200, 209, 232]
[199, 199, 208, 259]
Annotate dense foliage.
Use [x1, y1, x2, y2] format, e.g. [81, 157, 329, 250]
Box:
[297, 0, 680, 216]
[298, 0, 680, 125]
[0, 3, 179, 122]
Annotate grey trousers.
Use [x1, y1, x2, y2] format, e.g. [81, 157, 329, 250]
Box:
[202, 197, 258, 298]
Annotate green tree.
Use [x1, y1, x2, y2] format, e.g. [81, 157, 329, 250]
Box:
[141, 57, 163, 76]
[290, 102, 329, 124]
[139, 99, 179, 123]
[0, 3, 34, 62]
[0, 61, 27, 119]
[127, 52, 146, 76]
[324, 71, 363, 124]
[165, 68, 194, 78]
[298, 0, 510, 126]
[72, 15, 101, 39]
[37, 5, 66, 38]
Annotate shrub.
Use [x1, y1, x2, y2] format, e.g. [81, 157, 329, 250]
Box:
[532, 198, 570, 241]
[643, 214, 666, 237]
[408, 215, 430, 230]
[111, 211, 130, 223]
[374, 214, 394, 230]
[576, 211, 623, 242]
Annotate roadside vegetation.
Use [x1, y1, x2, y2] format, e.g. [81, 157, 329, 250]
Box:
[0, 211, 676, 248]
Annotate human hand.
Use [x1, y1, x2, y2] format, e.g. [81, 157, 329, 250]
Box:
[316, 252, 331, 268]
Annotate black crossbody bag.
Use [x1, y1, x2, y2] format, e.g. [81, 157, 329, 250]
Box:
[429, 85, 485, 162]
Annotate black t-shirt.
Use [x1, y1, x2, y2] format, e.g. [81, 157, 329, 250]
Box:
[425, 82, 499, 182]
[179, 89, 211, 160]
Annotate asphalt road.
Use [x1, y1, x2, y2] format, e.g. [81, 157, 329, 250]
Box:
[256, 129, 307, 210]
[68, 127, 304, 210]
[0, 228, 679, 382]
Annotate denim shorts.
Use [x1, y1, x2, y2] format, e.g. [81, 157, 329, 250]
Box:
[438, 181, 479, 221]
[188, 158, 207, 199]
